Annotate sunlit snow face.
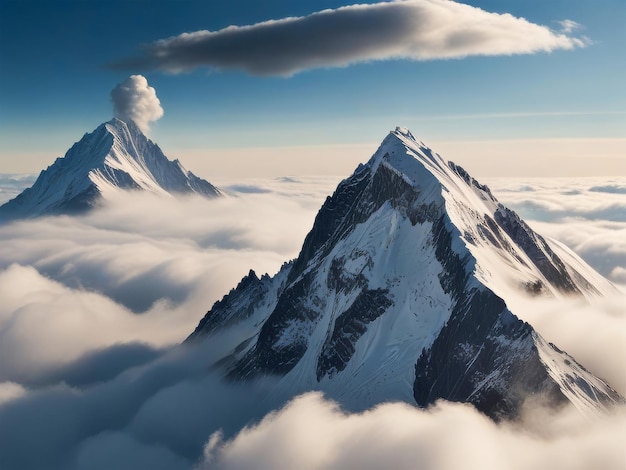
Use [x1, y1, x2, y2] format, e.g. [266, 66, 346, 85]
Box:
[485, 177, 626, 287]
[0, 174, 624, 469]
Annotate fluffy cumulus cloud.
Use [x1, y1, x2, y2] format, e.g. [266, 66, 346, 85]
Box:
[113, 0, 586, 76]
[110, 75, 164, 133]
[200, 393, 626, 470]
[0, 175, 624, 469]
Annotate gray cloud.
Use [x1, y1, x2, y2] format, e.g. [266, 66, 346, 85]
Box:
[33, 343, 165, 389]
[224, 184, 273, 195]
[113, 0, 585, 76]
[111, 75, 164, 133]
[74, 432, 189, 470]
[0, 333, 281, 470]
[589, 184, 626, 195]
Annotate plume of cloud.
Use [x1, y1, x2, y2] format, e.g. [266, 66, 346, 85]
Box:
[110, 75, 164, 133]
[112, 0, 587, 77]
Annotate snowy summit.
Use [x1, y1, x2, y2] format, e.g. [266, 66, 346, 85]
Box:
[189, 127, 623, 419]
[0, 118, 220, 221]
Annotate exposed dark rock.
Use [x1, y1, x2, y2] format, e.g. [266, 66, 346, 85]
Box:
[317, 288, 392, 380]
[414, 288, 567, 420]
[494, 206, 586, 295]
[187, 270, 269, 340]
[229, 272, 319, 378]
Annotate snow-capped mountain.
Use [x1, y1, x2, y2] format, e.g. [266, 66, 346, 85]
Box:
[0, 118, 220, 220]
[189, 127, 623, 419]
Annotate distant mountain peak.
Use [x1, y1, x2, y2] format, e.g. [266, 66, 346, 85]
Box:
[188, 127, 622, 419]
[0, 118, 220, 221]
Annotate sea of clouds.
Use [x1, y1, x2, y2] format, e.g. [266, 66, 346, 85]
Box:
[0, 174, 624, 469]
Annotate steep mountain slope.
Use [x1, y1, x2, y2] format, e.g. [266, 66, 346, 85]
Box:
[0, 118, 220, 220]
[189, 127, 622, 419]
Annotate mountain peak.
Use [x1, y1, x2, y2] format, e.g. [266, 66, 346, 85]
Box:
[366, 127, 452, 195]
[0, 119, 221, 221]
[189, 128, 621, 419]
[105, 116, 143, 137]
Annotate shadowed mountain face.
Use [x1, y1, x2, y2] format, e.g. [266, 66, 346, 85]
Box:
[0, 118, 220, 221]
[189, 127, 623, 419]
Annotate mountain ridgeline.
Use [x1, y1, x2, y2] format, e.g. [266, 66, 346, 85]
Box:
[188, 127, 623, 419]
[0, 118, 220, 221]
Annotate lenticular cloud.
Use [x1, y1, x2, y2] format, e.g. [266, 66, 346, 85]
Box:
[110, 75, 164, 133]
[112, 0, 587, 76]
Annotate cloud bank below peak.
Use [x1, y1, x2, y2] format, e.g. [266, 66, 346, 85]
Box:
[112, 0, 587, 77]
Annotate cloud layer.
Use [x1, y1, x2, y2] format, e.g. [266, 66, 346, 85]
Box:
[486, 177, 626, 288]
[110, 75, 164, 133]
[0, 174, 37, 204]
[0, 175, 624, 469]
[114, 0, 585, 76]
[201, 393, 626, 470]
[0, 179, 334, 384]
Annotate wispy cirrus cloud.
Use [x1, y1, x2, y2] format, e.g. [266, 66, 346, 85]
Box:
[113, 0, 586, 76]
[557, 19, 583, 34]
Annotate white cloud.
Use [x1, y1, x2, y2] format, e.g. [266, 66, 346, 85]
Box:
[113, 0, 586, 76]
[0, 263, 183, 382]
[480, 177, 626, 396]
[200, 393, 626, 470]
[0, 180, 334, 384]
[0, 174, 37, 204]
[486, 177, 626, 288]
[507, 293, 626, 397]
[558, 19, 582, 34]
[110, 75, 164, 133]
[0, 382, 27, 405]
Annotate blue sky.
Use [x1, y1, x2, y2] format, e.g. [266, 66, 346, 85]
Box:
[0, 0, 624, 176]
